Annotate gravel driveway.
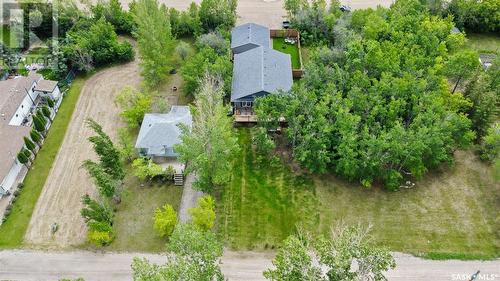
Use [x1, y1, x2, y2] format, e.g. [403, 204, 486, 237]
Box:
[0, 250, 498, 281]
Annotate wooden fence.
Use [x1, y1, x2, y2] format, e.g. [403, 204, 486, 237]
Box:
[270, 29, 304, 78]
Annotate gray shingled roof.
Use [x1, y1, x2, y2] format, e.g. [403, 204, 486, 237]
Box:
[0, 74, 41, 190]
[135, 106, 192, 156]
[231, 23, 270, 51]
[231, 46, 293, 102]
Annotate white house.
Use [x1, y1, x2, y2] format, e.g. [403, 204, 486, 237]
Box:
[0, 73, 61, 197]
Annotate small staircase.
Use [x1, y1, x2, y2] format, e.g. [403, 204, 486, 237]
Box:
[174, 173, 184, 186]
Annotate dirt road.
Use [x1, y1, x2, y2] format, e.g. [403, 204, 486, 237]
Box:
[0, 250, 498, 281]
[24, 59, 142, 248]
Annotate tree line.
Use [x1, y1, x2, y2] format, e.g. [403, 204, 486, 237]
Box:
[256, 0, 498, 190]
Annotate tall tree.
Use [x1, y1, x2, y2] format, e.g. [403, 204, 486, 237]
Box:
[256, 0, 475, 190]
[464, 70, 498, 140]
[134, 0, 174, 88]
[80, 194, 114, 226]
[115, 87, 152, 129]
[132, 223, 224, 281]
[82, 160, 119, 198]
[199, 0, 237, 32]
[86, 119, 124, 181]
[443, 49, 480, 94]
[264, 225, 396, 281]
[175, 75, 239, 192]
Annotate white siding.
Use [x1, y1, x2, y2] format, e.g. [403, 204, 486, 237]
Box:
[0, 160, 22, 194]
[8, 83, 38, 126]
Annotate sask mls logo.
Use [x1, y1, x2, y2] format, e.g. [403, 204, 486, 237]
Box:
[0, 0, 58, 70]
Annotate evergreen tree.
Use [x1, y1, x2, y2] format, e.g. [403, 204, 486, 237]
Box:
[24, 136, 36, 152]
[30, 129, 42, 144]
[85, 118, 124, 181]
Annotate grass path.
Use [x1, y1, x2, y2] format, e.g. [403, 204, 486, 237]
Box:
[0, 75, 88, 248]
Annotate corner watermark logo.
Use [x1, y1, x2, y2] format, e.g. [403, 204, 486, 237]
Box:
[452, 271, 499, 281]
[0, 0, 58, 70]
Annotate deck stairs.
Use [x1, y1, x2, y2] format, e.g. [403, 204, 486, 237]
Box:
[174, 173, 184, 186]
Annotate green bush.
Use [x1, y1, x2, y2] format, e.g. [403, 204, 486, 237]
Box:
[188, 195, 216, 231]
[87, 230, 114, 246]
[153, 204, 177, 237]
[252, 127, 275, 158]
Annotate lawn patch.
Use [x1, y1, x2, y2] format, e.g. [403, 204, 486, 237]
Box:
[107, 169, 183, 252]
[0, 75, 88, 248]
[273, 38, 301, 69]
[218, 128, 320, 250]
[219, 129, 499, 258]
[315, 150, 499, 259]
[466, 32, 500, 55]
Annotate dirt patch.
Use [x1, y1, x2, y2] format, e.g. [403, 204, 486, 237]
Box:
[24, 59, 142, 249]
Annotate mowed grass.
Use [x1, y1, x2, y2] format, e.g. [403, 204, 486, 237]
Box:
[273, 38, 301, 69]
[219, 128, 500, 259]
[218, 128, 320, 250]
[466, 32, 500, 55]
[108, 169, 183, 252]
[0, 75, 88, 248]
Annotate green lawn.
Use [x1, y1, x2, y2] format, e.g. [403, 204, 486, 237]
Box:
[218, 128, 320, 250]
[273, 38, 301, 69]
[107, 169, 183, 252]
[466, 32, 500, 55]
[218, 128, 500, 259]
[0, 75, 88, 248]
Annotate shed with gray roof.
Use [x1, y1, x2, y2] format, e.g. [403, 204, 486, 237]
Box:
[135, 106, 192, 158]
[231, 23, 271, 54]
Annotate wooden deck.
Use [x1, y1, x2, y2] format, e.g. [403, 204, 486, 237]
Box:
[234, 114, 257, 123]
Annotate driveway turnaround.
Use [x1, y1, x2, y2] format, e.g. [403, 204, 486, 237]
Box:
[0, 250, 499, 281]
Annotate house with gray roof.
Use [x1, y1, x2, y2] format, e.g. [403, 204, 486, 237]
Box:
[135, 106, 192, 158]
[0, 73, 60, 197]
[231, 23, 271, 54]
[230, 23, 293, 121]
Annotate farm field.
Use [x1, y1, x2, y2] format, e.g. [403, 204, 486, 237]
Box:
[218, 128, 500, 259]
[273, 38, 301, 69]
